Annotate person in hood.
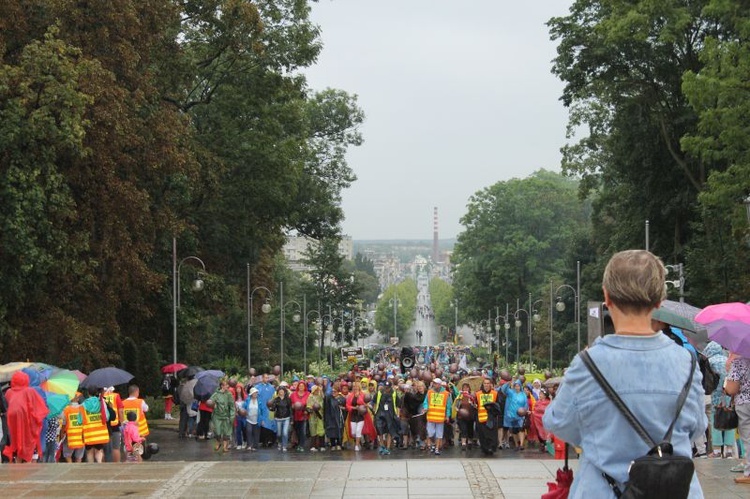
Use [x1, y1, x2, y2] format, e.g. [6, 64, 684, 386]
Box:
[290, 381, 309, 452]
[2, 371, 48, 463]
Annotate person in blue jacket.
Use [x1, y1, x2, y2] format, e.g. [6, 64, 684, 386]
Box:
[501, 379, 529, 450]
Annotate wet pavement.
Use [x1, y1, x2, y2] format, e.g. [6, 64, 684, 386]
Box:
[0, 419, 747, 498]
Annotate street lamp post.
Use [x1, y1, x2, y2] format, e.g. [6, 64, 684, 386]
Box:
[389, 297, 401, 339]
[173, 237, 206, 365]
[514, 300, 530, 369]
[528, 294, 543, 368]
[247, 267, 272, 370]
[451, 299, 459, 343]
[304, 307, 321, 375]
[279, 281, 301, 378]
[554, 261, 582, 354]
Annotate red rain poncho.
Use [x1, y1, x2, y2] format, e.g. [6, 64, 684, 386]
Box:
[2, 371, 49, 462]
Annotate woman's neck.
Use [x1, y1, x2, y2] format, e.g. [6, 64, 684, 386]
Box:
[613, 314, 656, 336]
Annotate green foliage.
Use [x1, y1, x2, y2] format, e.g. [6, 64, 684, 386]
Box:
[429, 278, 455, 333]
[0, 1, 365, 384]
[137, 342, 162, 397]
[375, 280, 418, 340]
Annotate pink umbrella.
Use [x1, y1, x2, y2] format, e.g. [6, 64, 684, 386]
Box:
[696, 303, 750, 358]
[71, 370, 87, 382]
[696, 302, 750, 324]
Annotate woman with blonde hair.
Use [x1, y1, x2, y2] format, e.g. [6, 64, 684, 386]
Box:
[544, 250, 706, 498]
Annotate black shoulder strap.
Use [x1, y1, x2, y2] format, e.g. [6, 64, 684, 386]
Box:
[580, 350, 695, 447]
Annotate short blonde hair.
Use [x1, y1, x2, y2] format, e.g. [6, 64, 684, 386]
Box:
[603, 250, 666, 314]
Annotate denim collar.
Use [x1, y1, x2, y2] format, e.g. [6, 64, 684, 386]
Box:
[593, 332, 672, 351]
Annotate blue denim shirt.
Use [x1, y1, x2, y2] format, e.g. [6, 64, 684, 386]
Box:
[543, 333, 707, 498]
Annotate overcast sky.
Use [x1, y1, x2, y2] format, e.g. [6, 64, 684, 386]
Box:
[304, 1, 574, 240]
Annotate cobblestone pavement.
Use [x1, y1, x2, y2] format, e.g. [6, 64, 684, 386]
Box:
[0, 456, 746, 498]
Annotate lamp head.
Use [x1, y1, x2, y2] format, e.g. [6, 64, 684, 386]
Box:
[191, 278, 204, 292]
[292, 313, 301, 323]
[261, 302, 271, 314]
[533, 313, 541, 322]
[555, 301, 565, 312]
[504, 322, 510, 330]
[515, 319, 522, 328]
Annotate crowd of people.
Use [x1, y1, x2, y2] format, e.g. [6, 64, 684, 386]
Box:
[1, 380, 151, 464]
[173, 364, 558, 457]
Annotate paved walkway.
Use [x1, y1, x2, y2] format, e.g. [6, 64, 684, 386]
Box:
[0, 457, 746, 498]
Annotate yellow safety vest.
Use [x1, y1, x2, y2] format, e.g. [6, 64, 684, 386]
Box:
[63, 405, 85, 449]
[475, 390, 497, 424]
[103, 393, 120, 426]
[122, 398, 150, 437]
[81, 403, 110, 446]
[426, 389, 448, 423]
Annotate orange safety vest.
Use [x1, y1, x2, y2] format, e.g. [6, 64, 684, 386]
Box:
[81, 402, 110, 446]
[475, 389, 498, 424]
[103, 392, 121, 426]
[122, 398, 150, 437]
[63, 405, 85, 449]
[426, 389, 448, 423]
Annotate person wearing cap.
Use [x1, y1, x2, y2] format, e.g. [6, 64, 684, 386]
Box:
[373, 381, 399, 455]
[208, 379, 235, 453]
[424, 378, 452, 455]
[243, 387, 265, 451]
[102, 386, 124, 462]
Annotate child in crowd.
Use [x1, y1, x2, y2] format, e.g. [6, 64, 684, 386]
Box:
[123, 411, 144, 462]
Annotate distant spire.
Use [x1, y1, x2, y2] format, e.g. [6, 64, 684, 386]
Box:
[433, 207, 439, 263]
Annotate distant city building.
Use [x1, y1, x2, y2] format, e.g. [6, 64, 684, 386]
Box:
[282, 235, 353, 271]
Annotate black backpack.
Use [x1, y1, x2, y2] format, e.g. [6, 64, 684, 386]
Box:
[697, 353, 719, 395]
[664, 327, 719, 395]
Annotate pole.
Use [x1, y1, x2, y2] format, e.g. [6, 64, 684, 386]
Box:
[172, 237, 177, 365]
[280, 281, 284, 377]
[303, 294, 307, 375]
[549, 278, 553, 369]
[645, 219, 650, 251]
[317, 301, 321, 370]
[505, 303, 509, 366]
[328, 305, 333, 368]
[251, 263, 252, 371]
[454, 300, 458, 342]
[516, 298, 520, 368]
[528, 292, 532, 368]
[576, 260, 581, 353]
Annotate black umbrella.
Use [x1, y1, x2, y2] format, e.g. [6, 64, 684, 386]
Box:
[79, 367, 134, 390]
[177, 366, 204, 379]
[193, 374, 220, 401]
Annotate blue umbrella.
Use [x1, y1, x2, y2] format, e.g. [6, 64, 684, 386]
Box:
[193, 374, 220, 401]
[79, 367, 134, 390]
[195, 369, 224, 380]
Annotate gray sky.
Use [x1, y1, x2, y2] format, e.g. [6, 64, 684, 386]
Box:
[304, 1, 574, 240]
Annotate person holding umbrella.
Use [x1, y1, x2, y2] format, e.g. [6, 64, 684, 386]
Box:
[544, 250, 706, 498]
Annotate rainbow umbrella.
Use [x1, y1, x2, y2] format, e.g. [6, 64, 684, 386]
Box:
[42, 370, 81, 399]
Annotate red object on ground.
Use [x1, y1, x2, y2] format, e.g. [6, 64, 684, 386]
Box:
[542, 439, 573, 499]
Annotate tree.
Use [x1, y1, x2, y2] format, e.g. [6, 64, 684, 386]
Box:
[452, 170, 590, 322]
[548, 0, 710, 263]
